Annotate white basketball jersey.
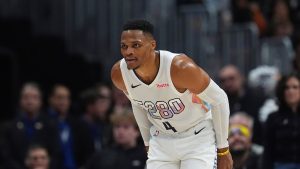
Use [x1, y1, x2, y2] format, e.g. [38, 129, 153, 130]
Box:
[120, 50, 211, 134]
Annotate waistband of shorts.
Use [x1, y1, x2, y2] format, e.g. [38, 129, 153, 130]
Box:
[150, 119, 212, 138]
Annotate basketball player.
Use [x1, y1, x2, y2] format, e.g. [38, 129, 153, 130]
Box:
[111, 20, 233, 169]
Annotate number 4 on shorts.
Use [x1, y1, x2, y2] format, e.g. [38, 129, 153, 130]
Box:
[162, 121, 177, 132]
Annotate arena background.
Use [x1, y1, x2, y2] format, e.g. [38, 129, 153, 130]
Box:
[1, 0, 299, 119]
[0, 0, 299, 168]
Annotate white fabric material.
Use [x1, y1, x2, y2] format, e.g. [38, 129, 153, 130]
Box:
[198, 79, 230, 148]
[123, 92, 152, 146]
[131, 103, 152, 146]
[120, 50, 212, 146]
[147, 120, 217, 169]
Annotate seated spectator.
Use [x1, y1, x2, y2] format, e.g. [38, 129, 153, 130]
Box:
[1, 82, 60, 169]
[263, 73, 300, 169]
[231, 0, 267, 35]
[85, 109, 147, 169]
[25, 144, 50, 169]
[218, 65, 265, 144]
[268, 0, 294, 37]
[47, 84, 72, 119]
[247, 65, 281, 123]
[47, 84, 78, 169]
[93, 83, 114, 122]
[112, 86, 131, 115]
[78, 88, 113, 155]
[229, 112, 263, 169]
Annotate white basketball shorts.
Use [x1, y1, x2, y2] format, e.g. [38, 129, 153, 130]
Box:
[147, 119, 217, 169]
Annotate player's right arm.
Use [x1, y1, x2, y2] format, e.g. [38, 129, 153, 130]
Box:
[111, 61, 152, 148]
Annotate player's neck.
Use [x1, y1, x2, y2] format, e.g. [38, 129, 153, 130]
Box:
[134, 51, 160, 84]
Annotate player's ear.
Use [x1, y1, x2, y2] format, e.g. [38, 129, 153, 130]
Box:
[151, 40, 156, 50]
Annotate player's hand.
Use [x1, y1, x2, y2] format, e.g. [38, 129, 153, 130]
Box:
[217, 148, 233, 169]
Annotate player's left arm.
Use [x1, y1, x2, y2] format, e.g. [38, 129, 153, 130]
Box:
[171, 54, 233, 169]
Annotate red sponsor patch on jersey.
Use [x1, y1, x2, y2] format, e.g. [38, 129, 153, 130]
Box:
[156, 83, 169, 88]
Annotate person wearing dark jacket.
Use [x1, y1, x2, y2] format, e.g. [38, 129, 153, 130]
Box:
[79, 88, 113, 154]
[47, 84, 80, 169]
[229, 112, 263, 169]
[263, 73, 300, 169]
[85, 109, 147, 169]
[219, 65, 266, 145]
[1, 82, 60, 169]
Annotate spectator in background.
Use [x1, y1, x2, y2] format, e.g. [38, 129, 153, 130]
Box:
[268, 0, 294, 37]
[263, 73, 300, 169]
[85, 109, 147, 169]
[288, 0, 300, 31]
[78, 89, 112, 155]
[248, 65, 281, 123]
[48, 84, 71, 119]
[25, 144, 50, 169]
[231, 0, 267, 35]
[249, 2, 268, 35]
[47, 84, 78, 169]
[93, 83, 114, 121]
[218, 65, 265, 145]
[2, 82, 60, 169]
[229, 112, 263, 169]
[112, 86, 131, 115]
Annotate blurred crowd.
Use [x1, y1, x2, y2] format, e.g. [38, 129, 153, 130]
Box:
[0, 0, 300, 169]
[180, 0, 300, 40]
[1, 63, 299, 169]
[0, 82, 147, 169]
[234, 0, 300, 38]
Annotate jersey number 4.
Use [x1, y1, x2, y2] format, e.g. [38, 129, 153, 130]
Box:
[162, 121, 177, 132]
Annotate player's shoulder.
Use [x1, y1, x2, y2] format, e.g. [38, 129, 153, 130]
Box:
[171, 53, 199, 72]
[111, 59, 121, 71]
[111, 60, 121, 78]
[170, 53, 210, 93]
[111, 60, 126, 91]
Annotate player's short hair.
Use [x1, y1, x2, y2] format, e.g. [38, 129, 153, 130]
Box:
[122, 19, 154, 37]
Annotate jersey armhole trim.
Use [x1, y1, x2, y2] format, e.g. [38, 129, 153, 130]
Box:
[120, 59, 133, 99]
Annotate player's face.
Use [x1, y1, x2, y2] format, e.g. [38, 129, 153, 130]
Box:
[120, 30, 156, 70]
